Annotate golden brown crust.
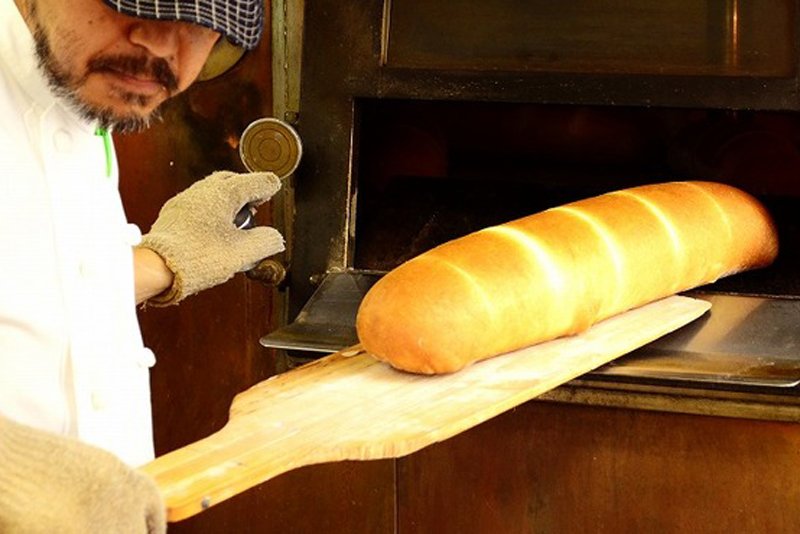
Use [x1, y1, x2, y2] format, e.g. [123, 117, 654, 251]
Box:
[356, 181, 779, 374]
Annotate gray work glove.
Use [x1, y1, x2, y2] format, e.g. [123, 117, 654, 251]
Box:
[140, 170, 285, 305]
[0, 416, 165, 534]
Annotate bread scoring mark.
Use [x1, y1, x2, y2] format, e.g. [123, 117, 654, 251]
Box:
[683, 182, 733, 250]
[552, 205, 625, 312]
[427, 255, 497, 317]
[483, 226, 565, 296]
[613, 191, 684, 286]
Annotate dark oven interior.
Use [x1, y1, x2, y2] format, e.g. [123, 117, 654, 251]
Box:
[353, 100, 800, 297]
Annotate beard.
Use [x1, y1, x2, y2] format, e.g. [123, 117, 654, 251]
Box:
[31, 25, 179, 134]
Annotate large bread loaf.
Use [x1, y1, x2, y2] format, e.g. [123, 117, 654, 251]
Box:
[356, 181, 778, 374]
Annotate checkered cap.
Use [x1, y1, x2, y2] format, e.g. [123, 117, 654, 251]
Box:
[101, 0, 264, 50]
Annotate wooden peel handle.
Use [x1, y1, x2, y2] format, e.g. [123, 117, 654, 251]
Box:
[140, 351, 360, 522]
[141, 415, 308, 522]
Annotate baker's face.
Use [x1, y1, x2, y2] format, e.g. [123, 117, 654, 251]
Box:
[16, 0, 220, 132]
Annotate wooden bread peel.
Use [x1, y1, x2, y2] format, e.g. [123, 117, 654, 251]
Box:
[141, 295, 710, 522]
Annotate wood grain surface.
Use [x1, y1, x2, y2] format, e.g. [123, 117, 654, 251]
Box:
[141, 295, 710, 522]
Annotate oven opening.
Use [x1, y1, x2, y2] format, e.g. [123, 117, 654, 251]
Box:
[353, 99, 800, 298]
[265, 98, 800, 385]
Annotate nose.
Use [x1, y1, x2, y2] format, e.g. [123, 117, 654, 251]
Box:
[128, 19, 181, 59]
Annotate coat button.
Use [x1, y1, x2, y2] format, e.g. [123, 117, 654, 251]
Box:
[78, 260, 90, 278]
[124, 223, 142, 246]
[91, 391, 108, 411]
[137, 348, 156, 368]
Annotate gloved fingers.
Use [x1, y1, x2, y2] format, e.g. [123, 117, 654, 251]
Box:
[131, 471, 167, 534]
[236, 226, 286, 270]
[142, 171, 286, 305]
[0, 416, 167, 534]
[92, 466, 166, 534]
[155, 171, 282, 232]
[218, 171, 283, 208]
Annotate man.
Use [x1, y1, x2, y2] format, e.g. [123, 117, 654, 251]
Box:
[0, 0, 281, 531]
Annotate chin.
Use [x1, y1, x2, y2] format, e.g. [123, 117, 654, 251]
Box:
[79, 98, 162, 133]
[74, 91, 164, 132]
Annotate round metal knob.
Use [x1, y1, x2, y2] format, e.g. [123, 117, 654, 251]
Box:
[239, 118, 303, 177]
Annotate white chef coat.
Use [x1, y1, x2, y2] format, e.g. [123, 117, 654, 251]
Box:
[0, 0, 156, 466]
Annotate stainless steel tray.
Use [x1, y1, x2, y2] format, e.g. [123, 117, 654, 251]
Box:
[262, 273, 800, 389]
[589, 293, 800, 387]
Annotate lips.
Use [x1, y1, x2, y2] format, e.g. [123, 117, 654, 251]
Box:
[104, 70, 166, 97]
[88, 54, 179, 96]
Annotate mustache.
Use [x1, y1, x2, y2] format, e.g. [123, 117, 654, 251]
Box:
[87, 54, 179, 93]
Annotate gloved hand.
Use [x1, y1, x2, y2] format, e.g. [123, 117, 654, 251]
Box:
[140, 170, 285, 305]
[0, 416, 165, 534]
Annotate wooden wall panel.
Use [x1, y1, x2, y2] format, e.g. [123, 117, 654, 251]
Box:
[397, 401, 800, 534]
[171, 461, 396, 533]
